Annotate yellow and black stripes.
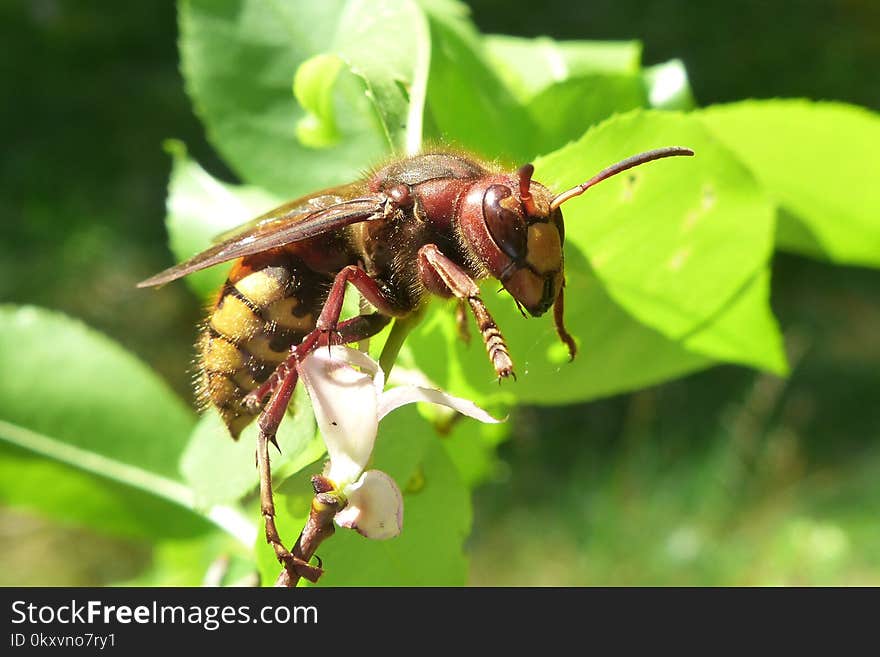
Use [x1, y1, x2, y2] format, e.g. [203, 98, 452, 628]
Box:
[197, 256, 323, 438]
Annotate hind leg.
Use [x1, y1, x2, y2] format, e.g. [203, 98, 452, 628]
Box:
[255, 368, 323, 582]
[245, 312, 391, 411]
[252, 312, 391, 583]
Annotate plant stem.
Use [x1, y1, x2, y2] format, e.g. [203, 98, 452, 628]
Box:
[276, 316, 419, 587]
[275, 488, 340, 587]
[378, 312, 421, 379]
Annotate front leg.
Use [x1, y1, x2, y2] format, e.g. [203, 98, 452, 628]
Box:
[418, 244, 515, 380]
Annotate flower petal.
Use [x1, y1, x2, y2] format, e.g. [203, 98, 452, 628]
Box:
[377, 385, 503, 424]
[328, 344, 384, 393]
[335, 470, 403, 540]
[298, 346, 381, 486]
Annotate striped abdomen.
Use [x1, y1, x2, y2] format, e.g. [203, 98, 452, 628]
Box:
[198, 251, 323, 437]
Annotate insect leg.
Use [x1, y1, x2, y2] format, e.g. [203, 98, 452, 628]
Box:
[553, 281, 577, 361]
[417, 244, 515, 380]
[315, 265, 405, 336]
[244, 312, 392, 410]
[256, 370, 322, 583]
[455, 300, 471, 345]
[252, 312, 391, 583]
[246, 266, 399, 417]
[332, 311, 392, 344]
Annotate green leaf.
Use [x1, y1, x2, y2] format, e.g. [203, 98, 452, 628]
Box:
[699, 100, 880, 267]
[181, 385, 323, 508]
[0, 306, 194, 478]
[441, 415, 509, 489]
[406, 269, 713, 407]
[163, 140, 282, 300]
[180, 0, 384, 195]
[0, 442, 210, 541]
[527, 73, 647, 153]
[0, 306, 253, 542]
[332, 0, 431, 154]
[418, 0, 537, 162]
[536, 110, 776, 342]
[485, 34, 641, 101]
[682, 267, 788, 375]
[404, 111, 787, 405]
[293, 54, 346, 148]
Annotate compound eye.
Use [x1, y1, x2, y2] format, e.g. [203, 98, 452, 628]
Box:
[483, 185, 526, 260]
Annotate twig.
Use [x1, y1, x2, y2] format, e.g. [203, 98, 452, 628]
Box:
[379, 313, 421, 378]
[275, 317, 415, 587]
[274, 476, 341, 588]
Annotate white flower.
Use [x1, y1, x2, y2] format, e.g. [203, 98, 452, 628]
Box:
[297, 345, 500, 540]
[332, 470, 402, 540]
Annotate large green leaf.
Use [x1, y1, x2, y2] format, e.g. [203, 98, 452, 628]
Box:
[0, 306, 253, 543]
[699, 100, 880, 267]
[333, 0, 431, 154]
[484, 34, 641, 101]
[418, 0, 537, 162]
[0, 442, 210, 541]
[536, 110, 776, 342]
[256, 406, 471, 586]
[404, 111, 787, 407]
[0, 306, 194, 478]
[681, 267, 786, 374]
[181, 385, 323, 508]
[527, 73, 647, 153]
[405, 267, 713, 407]
[180, 0, 427, 196]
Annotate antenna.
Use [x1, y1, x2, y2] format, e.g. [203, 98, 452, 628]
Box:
[549, 146, 694, 210]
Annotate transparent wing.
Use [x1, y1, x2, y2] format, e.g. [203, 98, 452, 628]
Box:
[138, 191, 385, 288]
[209, 182, 364, 244]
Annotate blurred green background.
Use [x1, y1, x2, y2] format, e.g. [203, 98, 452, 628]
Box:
[2, 0, 878, 585]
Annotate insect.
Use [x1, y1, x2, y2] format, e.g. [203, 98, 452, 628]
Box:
[139, 146, 693, 581]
